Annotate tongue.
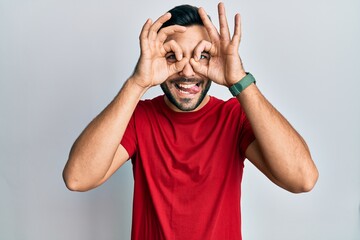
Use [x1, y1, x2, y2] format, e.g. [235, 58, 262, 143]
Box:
[179, 85, 200, 94]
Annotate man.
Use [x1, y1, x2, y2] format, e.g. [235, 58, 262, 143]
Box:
[63, 3, 318, 239]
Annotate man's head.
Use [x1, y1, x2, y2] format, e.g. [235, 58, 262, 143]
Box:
[160, 5, 208, 30]
[160, 5, 212, 112]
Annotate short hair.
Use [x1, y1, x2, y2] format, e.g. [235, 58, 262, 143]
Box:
[160, 4, 211, 30]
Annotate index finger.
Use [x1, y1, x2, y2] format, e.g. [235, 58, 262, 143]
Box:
[157, 25, 187, 44]
[148, 12, 172, 40]
[198, 7, 220, 42]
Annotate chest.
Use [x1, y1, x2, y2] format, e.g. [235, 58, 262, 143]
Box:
[133, 111, 243, 184]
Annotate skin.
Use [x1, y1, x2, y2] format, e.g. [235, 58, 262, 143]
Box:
[63, 3, 318, 193]
[160, 25, 212, 111]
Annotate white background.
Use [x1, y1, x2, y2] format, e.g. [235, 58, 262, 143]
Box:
[1, 0, 359, 239]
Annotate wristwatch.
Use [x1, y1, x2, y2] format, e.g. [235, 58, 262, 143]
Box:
[229, 72, 256, 96]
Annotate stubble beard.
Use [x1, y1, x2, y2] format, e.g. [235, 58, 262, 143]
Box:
[160, 77, 212, 112]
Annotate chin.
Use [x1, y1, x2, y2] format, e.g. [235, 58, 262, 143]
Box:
[161, 81, 211, 112]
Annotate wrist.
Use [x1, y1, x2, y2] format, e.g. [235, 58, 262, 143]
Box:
[228, 72, 256, 96]
[128, 75, 151, 89]
[126, 76, 151, 96]
[224, 70, 247, 87]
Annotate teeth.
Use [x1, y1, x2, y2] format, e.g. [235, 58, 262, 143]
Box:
[179, 90, 190, 94]
[178, 83, 196, 89]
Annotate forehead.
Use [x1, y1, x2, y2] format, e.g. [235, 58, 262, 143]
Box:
[165, 25, 210, 51]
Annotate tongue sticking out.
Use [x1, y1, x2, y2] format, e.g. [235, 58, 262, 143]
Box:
[177, 83, 200, 94]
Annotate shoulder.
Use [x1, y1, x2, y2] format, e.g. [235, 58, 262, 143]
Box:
[136, 96, 164, 111]
[209, 96, 239, 105]
[131, 96, 166, 121]
[209, 96, 243, 111]
[208, 96, 248, 123]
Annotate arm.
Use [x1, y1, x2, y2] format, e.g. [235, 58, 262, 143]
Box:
[63, 13, 188, 192]
[192, 3, 318, 193]
[240, 84, 318, 193]
[63, 79, 145, 192]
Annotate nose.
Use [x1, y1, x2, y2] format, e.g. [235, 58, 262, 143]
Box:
[179, 62, 195, 77]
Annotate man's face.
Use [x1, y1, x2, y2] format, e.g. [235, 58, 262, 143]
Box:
[161, 25, 211, 112]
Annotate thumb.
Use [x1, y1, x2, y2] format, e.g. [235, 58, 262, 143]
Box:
[190, 58, 208, 77]
[168, 57, 188, 76]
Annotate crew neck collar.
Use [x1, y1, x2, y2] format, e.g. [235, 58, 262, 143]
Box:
[157, 95, 214, 120]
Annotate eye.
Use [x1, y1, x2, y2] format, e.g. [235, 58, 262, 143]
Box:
[165, 53, 177, 63]
[199, 52, 210, 60]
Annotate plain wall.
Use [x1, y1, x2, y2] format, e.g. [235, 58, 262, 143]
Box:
[1, 0, 359, 239]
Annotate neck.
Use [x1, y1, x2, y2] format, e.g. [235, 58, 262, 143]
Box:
[164, 95, 211, 112]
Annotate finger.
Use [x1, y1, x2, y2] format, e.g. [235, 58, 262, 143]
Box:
[148, 12, 172, 40]
[157, 25, 186, 44]
[139, 19, 152, 50]
[193, 40, 212, 61]
[198, 7, 220, 42]
[218, 2, 231, 41]
[169, 57, 188, 75]
[231, 13, 242, 46]
[163, 40, 183, 61]
[190, 58, 208, 77]
[140, 18, 152, 40]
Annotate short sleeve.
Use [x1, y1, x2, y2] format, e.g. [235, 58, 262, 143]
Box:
[238, 106, 256, 159]
[120, 113, 137, 159]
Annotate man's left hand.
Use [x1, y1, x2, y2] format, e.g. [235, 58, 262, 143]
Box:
[190, 2, 246, 87]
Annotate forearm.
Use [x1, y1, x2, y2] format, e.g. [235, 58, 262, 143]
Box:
[238, 84, 318, 191]
[63, 77, 147, 191]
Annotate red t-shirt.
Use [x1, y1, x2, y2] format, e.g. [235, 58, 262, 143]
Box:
[121, 95, 255, 240]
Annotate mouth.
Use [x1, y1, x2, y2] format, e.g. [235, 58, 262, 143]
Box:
[173, 80, 202, 95]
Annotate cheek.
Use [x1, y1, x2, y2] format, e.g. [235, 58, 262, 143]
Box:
[166, 58, 177, 64]
[199, 58, 210, 66]
[161, 81, 175, 91]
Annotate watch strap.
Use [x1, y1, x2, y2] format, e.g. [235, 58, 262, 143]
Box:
[229, 73, 256, 96]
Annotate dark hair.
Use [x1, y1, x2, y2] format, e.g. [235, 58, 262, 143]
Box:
[160, 4, 210, 30]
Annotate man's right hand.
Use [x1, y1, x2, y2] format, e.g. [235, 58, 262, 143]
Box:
[131, 12, 188, 89]
[63, 12, 189, 192]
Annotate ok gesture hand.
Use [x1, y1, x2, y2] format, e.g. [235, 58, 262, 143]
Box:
[190, 3, 246, 87]
[132, 13, 188, 89]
